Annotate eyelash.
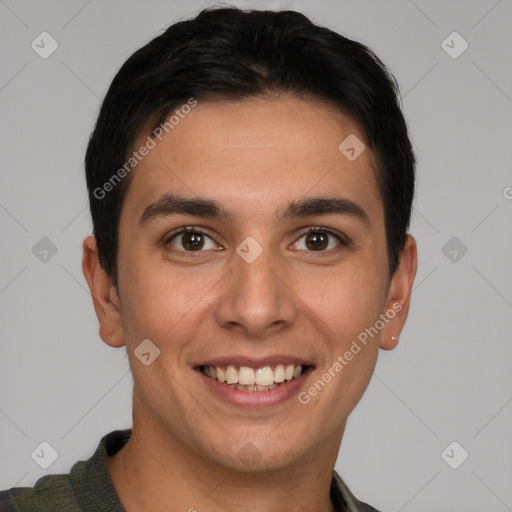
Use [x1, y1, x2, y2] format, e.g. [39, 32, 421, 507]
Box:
[164, 226, 348, 254]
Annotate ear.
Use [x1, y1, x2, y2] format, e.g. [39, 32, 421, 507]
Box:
[82, 235, 125, 348]
[380, 234, 418, 351]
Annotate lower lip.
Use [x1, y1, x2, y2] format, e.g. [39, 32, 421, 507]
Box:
[196, 368, 313, 408]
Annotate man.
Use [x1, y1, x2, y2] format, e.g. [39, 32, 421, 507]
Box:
[1, 6, 417, 512]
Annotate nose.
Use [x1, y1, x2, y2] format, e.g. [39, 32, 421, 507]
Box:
[214, 243, 297, 339]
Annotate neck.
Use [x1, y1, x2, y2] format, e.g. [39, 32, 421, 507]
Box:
[107, 398, 342, 512]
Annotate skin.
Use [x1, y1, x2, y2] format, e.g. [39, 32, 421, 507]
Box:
[82, 95, 417, 512]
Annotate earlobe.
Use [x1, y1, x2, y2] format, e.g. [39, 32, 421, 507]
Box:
[381, 334, 399, 351]
[82, 235, 125, 348]
[379, 235, 417, 351]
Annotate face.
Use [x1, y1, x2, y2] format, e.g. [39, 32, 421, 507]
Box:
[84, 95, 416, 473]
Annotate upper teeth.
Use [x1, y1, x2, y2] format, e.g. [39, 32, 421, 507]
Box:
[202, 364, 303, 386]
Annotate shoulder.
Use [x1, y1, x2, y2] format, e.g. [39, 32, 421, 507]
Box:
[332, 470, 384, 512]
[0, 473, 79, 512]
[0, 429, 130, 512]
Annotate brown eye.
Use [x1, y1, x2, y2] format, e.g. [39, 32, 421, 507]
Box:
[167, 228, 218, 252]
[305, 231, 328, 251]
[293, 228, 346, 252]
[181, 232, 205, 251]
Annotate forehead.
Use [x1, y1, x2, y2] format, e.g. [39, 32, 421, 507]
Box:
[122, 95, 382, 225]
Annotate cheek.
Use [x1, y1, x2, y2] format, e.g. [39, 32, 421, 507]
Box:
[118, 258, 220, 347]
[300, 259, 386, 347]
[303, 267, 384, 414]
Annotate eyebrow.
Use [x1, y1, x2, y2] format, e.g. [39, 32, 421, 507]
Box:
[139, 193, 370, 227]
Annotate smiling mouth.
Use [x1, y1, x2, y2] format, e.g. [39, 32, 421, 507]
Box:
[198, 364, 311, 392]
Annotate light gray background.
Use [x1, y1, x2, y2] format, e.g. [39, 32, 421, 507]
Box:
[1, 1, 511, 510]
